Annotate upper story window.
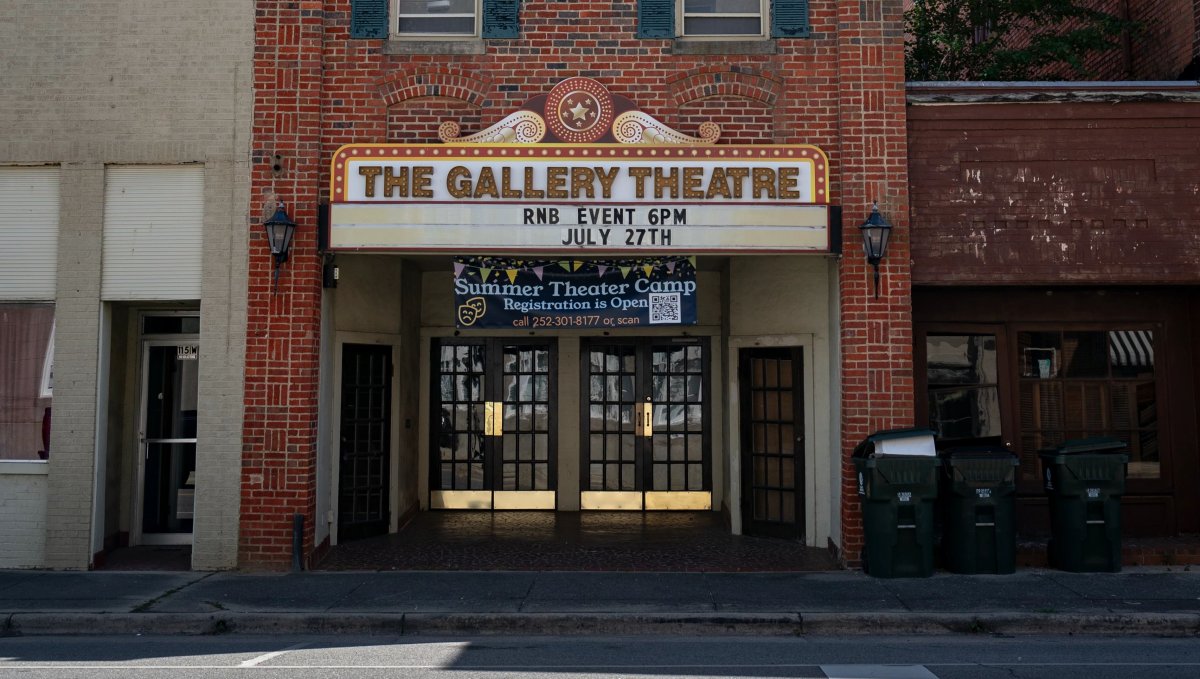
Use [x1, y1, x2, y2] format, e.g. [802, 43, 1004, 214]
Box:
[680, 0, 766, 38]
[395, 0, 477, 37]
[637, 0, 808, 41]
[350, 0, 806, 42]
[350, 0, 515, 41]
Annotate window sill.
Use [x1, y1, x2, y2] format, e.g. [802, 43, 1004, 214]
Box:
[384, 39, 486, 56]
[0, 460, 50, 475]
[671, 39, 776, 55]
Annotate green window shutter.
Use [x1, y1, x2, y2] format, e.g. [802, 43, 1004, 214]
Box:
[637, 0, 675, 39]
[482, 0, 520, 38]
[770, 0, 809, 38]
[351, 0, 389, 39]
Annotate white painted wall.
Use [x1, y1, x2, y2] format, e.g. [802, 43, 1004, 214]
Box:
[727, 255, 838, 548]
[0, 462, 49, 568]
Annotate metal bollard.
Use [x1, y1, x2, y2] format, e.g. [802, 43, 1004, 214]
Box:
[292, 513, 304, 572]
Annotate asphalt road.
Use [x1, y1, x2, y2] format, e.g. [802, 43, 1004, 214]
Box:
[1, 634, 1199, 678]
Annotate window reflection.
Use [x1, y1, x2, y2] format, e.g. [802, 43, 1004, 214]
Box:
[1017, 329, 1158, 479]
[925, 334, 1001, 443]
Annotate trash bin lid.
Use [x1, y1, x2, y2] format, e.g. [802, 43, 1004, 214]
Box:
[1055, 436, 1128, 455]
[853, 427, 937, 458]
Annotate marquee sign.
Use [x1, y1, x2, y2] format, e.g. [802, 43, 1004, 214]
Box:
[328, 77, 832, 254]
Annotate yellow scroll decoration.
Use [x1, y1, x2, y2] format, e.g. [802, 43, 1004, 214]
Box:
[438, 111, 549, 144]
[612, 112, 721, 145]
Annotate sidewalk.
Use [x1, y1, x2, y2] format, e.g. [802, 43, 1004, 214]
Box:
[3, 568, 1199, 637]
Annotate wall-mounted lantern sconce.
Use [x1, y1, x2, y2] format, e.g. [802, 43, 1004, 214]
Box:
[263, 201, 297, 292]
[859, 202, 892, 299]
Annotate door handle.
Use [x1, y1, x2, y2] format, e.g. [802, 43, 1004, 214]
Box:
[636, 401, 653, 437]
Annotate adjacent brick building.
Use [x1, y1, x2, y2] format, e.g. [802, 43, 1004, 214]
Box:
[1007, 0, 1199, 80]
[907, 82, 1200, 547]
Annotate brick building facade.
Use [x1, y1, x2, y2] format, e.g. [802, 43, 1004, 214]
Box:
[245, 0, 913, 569]
[907, 82, 1200, 548]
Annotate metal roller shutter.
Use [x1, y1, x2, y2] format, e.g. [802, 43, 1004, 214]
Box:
[0, 167, 60, 301]
[102, 165, 204, 300]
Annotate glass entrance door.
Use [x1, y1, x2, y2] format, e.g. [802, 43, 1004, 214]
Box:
[581, 338, 711, 510]
[138, 342, 199, 544]
[430, 338, 556, 510]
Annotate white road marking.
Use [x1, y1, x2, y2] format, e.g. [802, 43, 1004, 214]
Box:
[237, 642, 310, 667]
[5, 662, 1200, 670]
[821, 666, 938, 679]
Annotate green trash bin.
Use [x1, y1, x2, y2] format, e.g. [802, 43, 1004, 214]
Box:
[853, 429, 940, 578]
[1039, 437, 1129, 573]
[940, 447, 1018, 574]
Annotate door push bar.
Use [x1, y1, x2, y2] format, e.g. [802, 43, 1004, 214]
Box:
[484, 401, 503, 436]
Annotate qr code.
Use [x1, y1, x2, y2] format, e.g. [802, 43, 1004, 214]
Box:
[648, 292, 681, 324]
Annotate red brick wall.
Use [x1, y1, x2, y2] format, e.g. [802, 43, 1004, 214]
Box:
[1008, 0, 1196, 80]
[985, 0, 1195, 80]
[247, 0, 913, 568]
[243, 0, 327, 568]
[908, 98, 1200, 286]
[904, 0, 1198, 80]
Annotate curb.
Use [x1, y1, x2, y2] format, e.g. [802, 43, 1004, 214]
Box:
[3, 611, 1199, 637]
[800, 612, 1200, 637]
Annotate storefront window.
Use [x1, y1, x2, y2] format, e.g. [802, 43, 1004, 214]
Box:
[0, 304, 54, 460]
[925, 334, 1001, 444]
[1018, 329, 1158, 479]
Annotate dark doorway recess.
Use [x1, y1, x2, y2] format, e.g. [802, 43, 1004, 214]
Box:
[739, 347, 805, 540]
[339, 343, 392, 541]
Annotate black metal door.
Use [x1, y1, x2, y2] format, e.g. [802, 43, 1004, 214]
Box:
[739, 347, 805, 540]
[582, 338, 711, 502]
[338, 344, 392, 541]
[497, 342, 556, 493]
[430, 338, 557, 506]
[431, 339, 489, 493]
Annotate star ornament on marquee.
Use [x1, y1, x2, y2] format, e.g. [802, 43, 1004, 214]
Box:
[561, 93, 600, 131]
[545, 77, 615, 143]
[567, 100, 591, 123]
[436, 76, 721, 145]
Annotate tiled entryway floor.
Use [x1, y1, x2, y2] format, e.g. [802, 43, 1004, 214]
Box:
[316, 511, 841, 572]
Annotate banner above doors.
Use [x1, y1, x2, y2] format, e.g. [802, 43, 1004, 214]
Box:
[453, 256, 699, 330]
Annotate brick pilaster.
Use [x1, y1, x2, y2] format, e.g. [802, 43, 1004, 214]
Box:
[242, 0, 327, 569]
[836, 0, 914, 566]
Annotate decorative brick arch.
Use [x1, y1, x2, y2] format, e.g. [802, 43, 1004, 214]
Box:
[667, 66, 784, 107]
[377, 68, 491, 108]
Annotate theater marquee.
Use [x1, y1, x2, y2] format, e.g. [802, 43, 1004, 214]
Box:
[327, 77, 833, 254]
